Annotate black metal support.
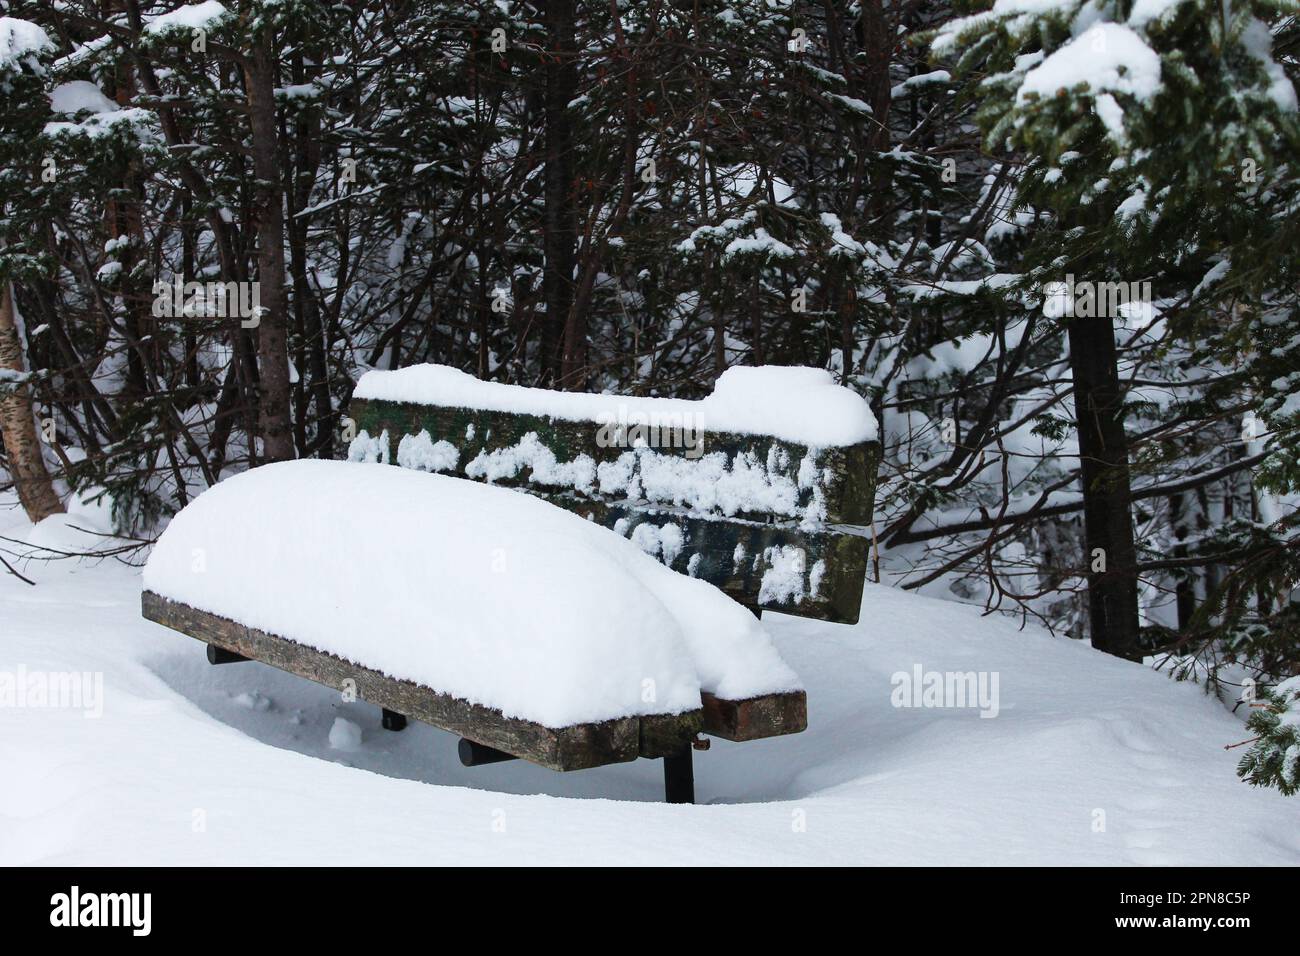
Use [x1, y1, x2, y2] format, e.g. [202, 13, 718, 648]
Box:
[663, 747, 695, 804]
[381, 708, 407, 731]
[206, 643, 247, 665]
[458, 738, 519, 766]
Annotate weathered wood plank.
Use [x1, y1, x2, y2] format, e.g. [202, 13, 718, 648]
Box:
[639, 711, 705, 759]
[701, 690, 808, 742]
[141, 590, 661, 771]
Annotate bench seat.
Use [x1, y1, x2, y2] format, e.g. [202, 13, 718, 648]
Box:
[142, 591, 806, 770]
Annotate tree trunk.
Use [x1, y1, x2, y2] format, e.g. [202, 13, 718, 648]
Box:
[105, 21, 151, 401]
[0, 285, 64, 523]
[287, 48, 333, 459]
[541, 0, 578, 386]
[1068, 317, 1142, 661]
[245, 33, 295, 463]
[857, 0, 893, 218]
[1169, 491, 1197, 631]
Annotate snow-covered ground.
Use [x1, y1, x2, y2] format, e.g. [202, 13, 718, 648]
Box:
[2, 493, 1297, 865]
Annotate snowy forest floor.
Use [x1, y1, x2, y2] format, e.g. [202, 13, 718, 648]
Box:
[3, 493, 1298, 866]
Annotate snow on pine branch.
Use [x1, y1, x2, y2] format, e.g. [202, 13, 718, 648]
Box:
[142, 1, 233, 37]
[0, 16, 53, 76]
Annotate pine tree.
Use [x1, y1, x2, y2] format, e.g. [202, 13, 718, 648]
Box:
[929, 0, 1300, 664]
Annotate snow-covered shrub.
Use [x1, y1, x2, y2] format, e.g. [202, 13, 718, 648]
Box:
[1238, 677, 1300, 796]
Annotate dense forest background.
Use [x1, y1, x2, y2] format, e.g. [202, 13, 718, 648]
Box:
[1, 1, 1298, 778]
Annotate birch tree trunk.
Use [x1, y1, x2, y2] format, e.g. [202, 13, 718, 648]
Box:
[0, 285, 64, 523]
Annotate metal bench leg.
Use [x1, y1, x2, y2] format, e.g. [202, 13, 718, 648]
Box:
[458, 738, 518, 766]
[663, 747, 695, 804]
[206, 643, 247, 665]
[381, 708, 407, 731]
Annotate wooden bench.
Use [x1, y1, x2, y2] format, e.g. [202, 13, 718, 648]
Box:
[143, 370, 880, 803]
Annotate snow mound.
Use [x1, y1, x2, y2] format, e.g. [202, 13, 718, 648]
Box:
[328, 717, 362, 752]
[353, 363, 877, 447]
[50, 81, 118, 116]
[21, 489, 118, 555]
[142, 460, 799, 727]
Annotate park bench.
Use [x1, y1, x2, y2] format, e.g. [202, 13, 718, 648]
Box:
[142, 365, 880, 802]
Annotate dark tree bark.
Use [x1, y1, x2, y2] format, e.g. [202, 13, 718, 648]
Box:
[857, 0, 893, 219]
[287, 48, 333, 459]
[1068, 317, 1142, 661]
[105, 14, 152, 402]
[857, 0, 892, 152]
[541, 0, 578, 386]
[1169, 491, 1197, 630]
[244, 31, 295, 463]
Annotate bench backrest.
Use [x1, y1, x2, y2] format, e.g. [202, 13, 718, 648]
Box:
[345, 366, 880, 624]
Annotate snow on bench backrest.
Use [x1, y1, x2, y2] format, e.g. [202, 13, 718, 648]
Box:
[346, 365, 880, 623]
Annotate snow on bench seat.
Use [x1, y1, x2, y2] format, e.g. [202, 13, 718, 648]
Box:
[141, 460, 801, 752]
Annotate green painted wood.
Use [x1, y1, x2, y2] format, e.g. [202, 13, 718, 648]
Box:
[347, 396, 879, 624]
[551, 499, 869, 624]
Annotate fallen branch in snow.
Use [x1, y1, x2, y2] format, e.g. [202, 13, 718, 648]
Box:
[0, 531, 151, 567]
[0, 550, 35, 585]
